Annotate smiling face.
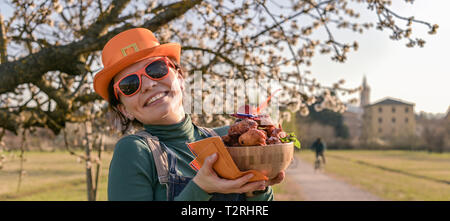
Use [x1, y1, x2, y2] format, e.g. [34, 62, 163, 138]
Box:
[113, 56, 186, 125]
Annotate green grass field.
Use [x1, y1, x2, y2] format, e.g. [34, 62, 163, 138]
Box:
[0, 151, 113, 201]
[1, 149, 449, 201]
[0, 150, 300, 201]
[297, 150, 450, 201]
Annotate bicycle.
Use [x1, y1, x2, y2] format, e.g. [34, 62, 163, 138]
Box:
[314, 157, 324, 172]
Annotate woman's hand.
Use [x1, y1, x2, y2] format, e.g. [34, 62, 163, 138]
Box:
[267, 171, 285, 186]
[244, 171, 285, 197]
[192, 153, 267, 194]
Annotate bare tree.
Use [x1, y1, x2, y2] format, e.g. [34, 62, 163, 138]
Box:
[16, 128, 28, 192]
[0, 0, 438, 134]
[62, 103, 107, 201]
[421, 117, 447, 153]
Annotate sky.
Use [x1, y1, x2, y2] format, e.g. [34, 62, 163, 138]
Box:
[307, 1, 450, 114]
[0, 0, 449, 114]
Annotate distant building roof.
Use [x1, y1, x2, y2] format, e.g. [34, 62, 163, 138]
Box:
[365, 97, 415, 107]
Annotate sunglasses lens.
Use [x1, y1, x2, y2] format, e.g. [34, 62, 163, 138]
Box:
[118, 74, 140, 95]
[145, 60, 168, 79]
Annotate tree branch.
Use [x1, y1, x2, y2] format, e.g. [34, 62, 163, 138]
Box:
[0, 14, 7, 63]
[83, 0, 132, 39]
[182, 45, 249, 79]
[257, 1, 303, 89]
[0, 0, 202, 94]
[34, 76, 70, 111]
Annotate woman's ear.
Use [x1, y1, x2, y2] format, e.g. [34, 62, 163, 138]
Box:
[117, 103, 135, 121]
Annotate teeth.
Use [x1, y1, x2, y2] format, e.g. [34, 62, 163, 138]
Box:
[146, 92, 166, 106]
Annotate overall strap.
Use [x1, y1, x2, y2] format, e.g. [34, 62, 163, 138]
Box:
[197, 126, 219, 137]
[134, 130, 169, 185]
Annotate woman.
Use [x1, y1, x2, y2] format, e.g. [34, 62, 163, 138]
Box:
[93, 28, 284, 201]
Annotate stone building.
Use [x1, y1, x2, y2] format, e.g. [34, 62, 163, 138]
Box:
[343, 76, 417, 146]
[362, 98, 416, 142]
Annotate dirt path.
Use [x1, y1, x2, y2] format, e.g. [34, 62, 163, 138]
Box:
[286, 156, 383, 201]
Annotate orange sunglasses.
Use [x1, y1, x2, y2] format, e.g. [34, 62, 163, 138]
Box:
[113, 57, 175, 99]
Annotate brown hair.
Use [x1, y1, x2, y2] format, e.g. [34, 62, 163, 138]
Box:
[107, 57, 186, 134]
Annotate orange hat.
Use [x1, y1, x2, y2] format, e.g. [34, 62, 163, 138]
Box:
[93, 28, 181, 101]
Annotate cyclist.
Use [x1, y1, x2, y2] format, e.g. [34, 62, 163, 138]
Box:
[310, 137, 326, 167]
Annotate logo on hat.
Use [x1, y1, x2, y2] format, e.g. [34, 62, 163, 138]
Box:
[121, 43, 139, 56]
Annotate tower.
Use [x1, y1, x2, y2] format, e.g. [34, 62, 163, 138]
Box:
[360, 75, 370, 107]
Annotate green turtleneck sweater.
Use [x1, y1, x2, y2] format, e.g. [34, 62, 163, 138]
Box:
[107, 114, 273, 201]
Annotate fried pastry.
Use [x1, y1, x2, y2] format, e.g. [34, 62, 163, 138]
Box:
[228, 118, 258, 135]
[267, 136, 281, 145]
[238, 128, 267, 146]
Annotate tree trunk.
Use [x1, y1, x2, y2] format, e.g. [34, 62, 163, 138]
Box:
[93, 134, 104, 199]
[84, 121, 96, 201]
[17, 129, 27, 192]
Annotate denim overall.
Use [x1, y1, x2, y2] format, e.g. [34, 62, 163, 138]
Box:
[144, 126, 246, 201]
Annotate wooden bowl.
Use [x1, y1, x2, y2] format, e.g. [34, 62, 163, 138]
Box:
[226, 142, 294, 179]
